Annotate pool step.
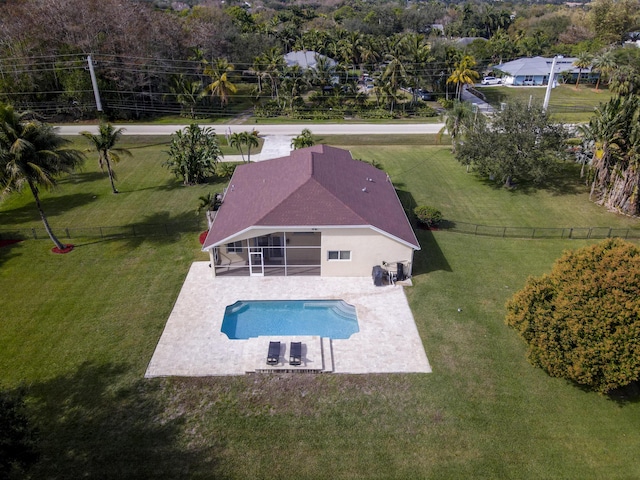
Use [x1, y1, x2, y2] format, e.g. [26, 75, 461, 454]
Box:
[246, 336, 334, 373]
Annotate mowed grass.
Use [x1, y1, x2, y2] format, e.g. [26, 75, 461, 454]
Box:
[1, 139, 640, 478]
[480, 84, 612, 122]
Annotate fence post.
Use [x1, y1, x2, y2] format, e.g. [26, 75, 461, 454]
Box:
[531, 228, 535, 239]
[100, 227, 103, 238]
[608, 227, 612, 238]
[502, 226, 506, 238]
[569, 228, 573, 239]
[474, 224, 478, 235]
[66, 228, 70, 239]
[588, 228, 592, 239]
[132, 225, 136, 237]
[32, 228, 37, 239]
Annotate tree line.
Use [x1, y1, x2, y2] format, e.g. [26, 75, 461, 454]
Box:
[1, 0, 639, 121]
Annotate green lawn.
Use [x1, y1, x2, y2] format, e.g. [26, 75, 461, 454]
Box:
[479, 84, 613, 123]
[1, 140, 639, 478]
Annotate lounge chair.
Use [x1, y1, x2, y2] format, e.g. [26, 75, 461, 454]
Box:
[289, 342, 302, 366]
[267, 341, 280, 365]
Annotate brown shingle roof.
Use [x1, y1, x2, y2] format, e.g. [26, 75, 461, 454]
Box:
[202, 145, 420, 250]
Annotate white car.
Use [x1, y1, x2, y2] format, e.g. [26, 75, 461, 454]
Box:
[481, 76, 502, 85]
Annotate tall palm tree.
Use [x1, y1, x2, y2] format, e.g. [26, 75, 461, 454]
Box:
[591, 50, 617, 90]
[281, 65, 310, 112]
[80, 122, 131, 194]
[228, 132, 246, 162]
[587, 94, 640, 215]
[0, 104, 85, 250]
[203, 58, 238, 107]
[573, 52, 593, 88]
[447, 55, 480, 100]
[437, 100, 475, 154]
[244, 131, 260, 163]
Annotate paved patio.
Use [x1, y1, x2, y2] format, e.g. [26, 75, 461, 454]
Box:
[145, 262, 431, 377]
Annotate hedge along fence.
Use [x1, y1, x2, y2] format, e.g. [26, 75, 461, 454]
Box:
[0, 220, 204, 242]
[441, 221, 640, 240]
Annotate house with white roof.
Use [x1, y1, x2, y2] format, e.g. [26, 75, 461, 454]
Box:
[493, 56, 596, 86]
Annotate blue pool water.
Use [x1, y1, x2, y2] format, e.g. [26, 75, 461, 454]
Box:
[221, 300, 359, 339]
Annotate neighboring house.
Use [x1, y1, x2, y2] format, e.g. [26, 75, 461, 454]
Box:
[201, 145, 420, 278]
[283, 51, 337, 70]
[494, 56, 596, 86]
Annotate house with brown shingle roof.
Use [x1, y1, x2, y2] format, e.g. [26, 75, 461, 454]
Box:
[201, 145, 420, 278]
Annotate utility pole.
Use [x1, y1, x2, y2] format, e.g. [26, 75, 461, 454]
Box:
[542, 55, 558, 113]
[87, 55, 103, 112]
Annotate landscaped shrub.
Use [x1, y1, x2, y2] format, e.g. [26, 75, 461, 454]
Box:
[437, 98, 454, 109]
[216, 162, 238, 179]
[414, 205, 443, 227]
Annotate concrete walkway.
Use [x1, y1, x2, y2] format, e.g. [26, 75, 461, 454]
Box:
[145, 262, 431, 377]
[223, 134, 293, 163]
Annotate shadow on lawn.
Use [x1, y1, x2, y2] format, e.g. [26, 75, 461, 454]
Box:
[26, 362, 227, 479]
[0, 193, 98, 226]
[413, 229, 452, 274]
[475, 162, 585, 196]
[58, 171, 111, 186]
[119, 210, 203, 248]
[0, 239, 23, 266]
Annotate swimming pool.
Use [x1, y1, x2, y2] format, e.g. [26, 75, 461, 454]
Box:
[221, 300, 359, 339]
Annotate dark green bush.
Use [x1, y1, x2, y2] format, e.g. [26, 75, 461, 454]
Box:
[414, 205, 443, 227]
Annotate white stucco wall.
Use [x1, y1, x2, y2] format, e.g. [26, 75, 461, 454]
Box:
[320, 228, 415, 277]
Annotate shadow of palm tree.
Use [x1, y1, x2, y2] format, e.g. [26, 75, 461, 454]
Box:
[118, 210, 204, 248]
[0, 239, 23, 267]
[0, 193, 98, 226]
[26, 362, 227, 479]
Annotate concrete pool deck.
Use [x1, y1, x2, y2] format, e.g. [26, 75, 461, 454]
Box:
[145, 262, 431, 377]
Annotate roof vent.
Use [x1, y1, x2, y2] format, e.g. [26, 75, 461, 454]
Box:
[362, 187, 367, 192]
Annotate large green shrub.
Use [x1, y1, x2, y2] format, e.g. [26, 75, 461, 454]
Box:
[413, 205, 443, 227]
[506, 238, 640, 394]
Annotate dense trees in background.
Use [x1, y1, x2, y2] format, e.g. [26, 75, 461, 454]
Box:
[0, 0, 639, 121]
[506, 238, 640, 394]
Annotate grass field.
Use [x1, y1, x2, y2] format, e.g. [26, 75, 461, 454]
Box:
[1, 138, 639, 478]
[479, 84, 612, 123]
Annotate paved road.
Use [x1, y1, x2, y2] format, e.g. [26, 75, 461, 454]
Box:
[57, 123, 445, 136]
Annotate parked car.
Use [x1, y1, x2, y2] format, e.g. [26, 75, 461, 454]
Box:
[417, 89, 433, 101]
[481, 76, 502, 85]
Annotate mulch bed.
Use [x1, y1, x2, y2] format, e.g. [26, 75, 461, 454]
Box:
[0, 239, 22, 248]
[51, 244, 74, 254]
[199, 230, 209, 245]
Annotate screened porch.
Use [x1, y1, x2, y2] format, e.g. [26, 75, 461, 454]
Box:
[213, 231, 321, 277]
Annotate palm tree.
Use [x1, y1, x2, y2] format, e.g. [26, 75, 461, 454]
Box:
[447, 55, 480, 100]
[228, 132, 246, 162]
[244, 131, 260, 163]
[291, 129, 315, 149]
[168, 74, 202, 118]
[573, 52, 593, 88]
[591, 50, 617, 90]
[203, 58, 238, 107]
[281, 65, 310, 112]
[0, 104, 85, 250]
[80, 122, 131, 194]
[608, 65, 640, 96]
[587, 95, 640, 215]
[437, 100, 475, 154]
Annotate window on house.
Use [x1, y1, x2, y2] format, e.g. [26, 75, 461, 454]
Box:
[226, 241, 243, 253]
[327, 250, 351, 261]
